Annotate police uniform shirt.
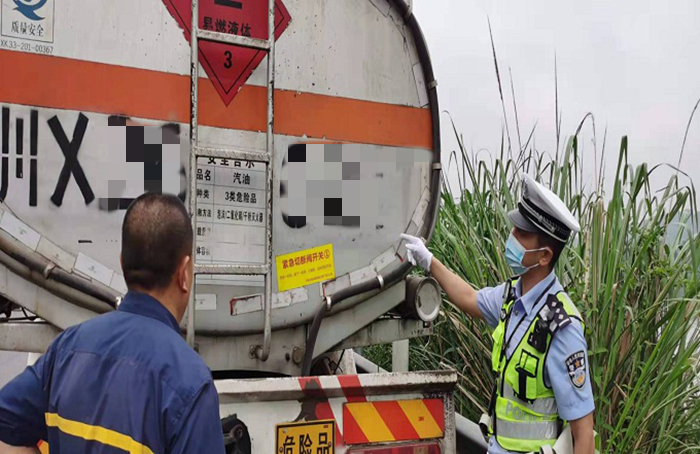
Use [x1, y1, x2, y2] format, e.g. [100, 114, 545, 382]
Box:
[477, 271, 595, 454]
[0, 291, 225, 454]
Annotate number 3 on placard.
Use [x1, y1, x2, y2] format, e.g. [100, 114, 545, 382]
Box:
[224, 50, 232, 69]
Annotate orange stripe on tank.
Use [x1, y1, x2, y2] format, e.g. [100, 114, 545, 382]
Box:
[0, 50, 432, 150]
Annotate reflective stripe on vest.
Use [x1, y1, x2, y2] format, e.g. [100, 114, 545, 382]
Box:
[502, 384, 558, 416]
[495, 417, 559, 441]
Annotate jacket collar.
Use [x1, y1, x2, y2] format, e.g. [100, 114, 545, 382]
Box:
[514, 270, 557, 316]
[118, 291, 181, 333]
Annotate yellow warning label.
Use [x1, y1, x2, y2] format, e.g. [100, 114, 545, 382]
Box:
[276, 244, 335, 292]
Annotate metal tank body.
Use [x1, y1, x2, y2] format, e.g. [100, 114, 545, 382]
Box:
[0, 0, 440, 375]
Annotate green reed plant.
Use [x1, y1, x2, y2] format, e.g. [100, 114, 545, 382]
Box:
[398, 127, 700, 452]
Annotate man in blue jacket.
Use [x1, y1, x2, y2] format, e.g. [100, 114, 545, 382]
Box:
[0, 193, 225, 454]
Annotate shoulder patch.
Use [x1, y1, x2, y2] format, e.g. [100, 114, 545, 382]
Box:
[538, 294, 572, 335]
[565, 351, 587, 389]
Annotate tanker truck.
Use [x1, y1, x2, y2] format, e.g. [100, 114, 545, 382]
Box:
[0, 0, 488, 452]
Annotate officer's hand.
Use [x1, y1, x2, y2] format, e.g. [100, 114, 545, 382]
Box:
[400, 234, 433, 272]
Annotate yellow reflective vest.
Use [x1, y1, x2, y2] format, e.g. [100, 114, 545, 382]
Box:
[486, 279, 585, 453]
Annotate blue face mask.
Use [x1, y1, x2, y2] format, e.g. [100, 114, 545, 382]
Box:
[505, 233, 547, 276]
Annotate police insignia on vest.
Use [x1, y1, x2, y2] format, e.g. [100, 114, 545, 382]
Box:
[565, 350, 586, 389]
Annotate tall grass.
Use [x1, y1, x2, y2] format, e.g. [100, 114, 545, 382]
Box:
[366, 125, 700, 451]
[364, 29, 700, 449]
[386, 126, 700, 452]
[364, 29, 700, 450]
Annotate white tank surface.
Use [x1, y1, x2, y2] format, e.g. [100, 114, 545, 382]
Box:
[0, 0, 440, 374]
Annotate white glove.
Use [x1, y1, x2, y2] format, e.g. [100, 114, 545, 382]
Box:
[400, 233, 433, 272]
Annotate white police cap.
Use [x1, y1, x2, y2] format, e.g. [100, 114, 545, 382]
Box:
[507, 174, 580, 243]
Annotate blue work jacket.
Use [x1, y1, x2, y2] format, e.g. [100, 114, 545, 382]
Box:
[0, 291, 225, 454]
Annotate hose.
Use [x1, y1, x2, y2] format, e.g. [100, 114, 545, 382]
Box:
[301, 262, 409, 376]
[0, 249, 115, 314]
[0, 229, 119, 308]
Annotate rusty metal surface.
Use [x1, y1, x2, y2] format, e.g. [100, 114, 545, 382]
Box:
[197, 325, 305, 375]
[443, 385, 458, 454]
[194, 263, 269, 276]
[186, 0, 200, 349]
[256, 0, 277, 362]
[192, 146, 271, 163]
[216, 370, 456, 402]
[196, 29, 270, 50]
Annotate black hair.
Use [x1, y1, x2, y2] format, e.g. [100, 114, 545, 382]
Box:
[537, 232, 565, 270]
[121, 193, 193, 291]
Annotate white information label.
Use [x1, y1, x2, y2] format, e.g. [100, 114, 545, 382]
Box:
[1, 0, 55, 44]
[109, 273, 128, 295]
[0, 212, 41, 251]
[371, 246, 396, 273]
[75, 253, 114, 287]
[37, 237, 76, 272]
[195, 157, 267, 276]
[231, 294, 263, 315]
[196, 274, 264, 288]
[195, 294, 217, 311]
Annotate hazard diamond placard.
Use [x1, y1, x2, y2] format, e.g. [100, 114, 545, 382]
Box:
[163, 0, 291, 106]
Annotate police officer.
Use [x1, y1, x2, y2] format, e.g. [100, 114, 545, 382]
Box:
[0, 193, 225, 454]
[401, 174, 595, 454]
